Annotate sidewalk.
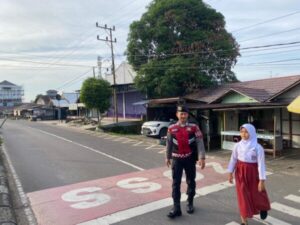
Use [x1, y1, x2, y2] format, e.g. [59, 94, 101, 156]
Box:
[206, 148, 300, 177]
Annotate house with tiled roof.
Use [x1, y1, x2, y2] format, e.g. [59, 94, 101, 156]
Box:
[147, 75, 300, 156]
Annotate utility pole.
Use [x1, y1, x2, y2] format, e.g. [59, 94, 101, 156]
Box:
[93, 66, 96, 78]
[97, 56, 102, 79]
[96, 22, 118, 123]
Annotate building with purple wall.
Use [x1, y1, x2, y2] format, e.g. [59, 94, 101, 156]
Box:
[105, 62, 146, 119]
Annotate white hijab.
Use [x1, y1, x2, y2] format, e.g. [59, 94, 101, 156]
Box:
[238, 123, 257, 152]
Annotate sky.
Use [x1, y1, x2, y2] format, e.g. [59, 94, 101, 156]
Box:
[0, 0, 300, 102]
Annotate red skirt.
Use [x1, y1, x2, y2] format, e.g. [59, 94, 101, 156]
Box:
[235, 160, 271, 218]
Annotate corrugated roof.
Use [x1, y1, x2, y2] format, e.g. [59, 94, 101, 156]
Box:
[62, 92, 79, 104]
[185, 75, 300, 103]
[52, 99, 70, 107]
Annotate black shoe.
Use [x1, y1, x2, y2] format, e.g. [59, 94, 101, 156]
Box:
[186, 203, 194, 214]
[186, 198, 194, 214]
[260, 210, 268, 220]
[167, 209, 182, 219]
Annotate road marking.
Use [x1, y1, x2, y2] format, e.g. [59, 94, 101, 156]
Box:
[205, 162, 227, 174]
[92, 133, 108, 137]
[271, 202, 300, 218]
[132, 141, 143, 146]
[225, 222, 239, 225]
[284, 194, 300, 204]
[112, 137, 128, 142]
[150, 146, 165, 150]
[158, 149, 166, 154]
[132, 142, 153, 148]
[2, 144, 37, 225]
[145, 144, 157, 149]
[121, 139, 137, 144]
[253, 215, 292, 225]
[28, 126, 144, 171]
[77, 180, 233, 225]
[103, 136, 115, 140]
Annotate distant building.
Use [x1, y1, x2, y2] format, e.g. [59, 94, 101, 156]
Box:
[34, 90, 69, 119]
[0, 80, 24, 107]
[105, 62, 146, 119]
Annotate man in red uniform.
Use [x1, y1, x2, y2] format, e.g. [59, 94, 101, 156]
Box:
[166, 105, 206, 219]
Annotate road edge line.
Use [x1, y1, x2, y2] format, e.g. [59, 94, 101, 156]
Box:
[2, 142, 38, 225]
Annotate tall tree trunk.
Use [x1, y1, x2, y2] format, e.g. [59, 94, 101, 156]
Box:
[97, 109, 100, 124]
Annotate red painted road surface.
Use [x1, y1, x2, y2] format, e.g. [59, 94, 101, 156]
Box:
[28, 158, 229, 225]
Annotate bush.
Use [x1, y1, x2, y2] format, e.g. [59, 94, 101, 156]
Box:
[99, 121, 143, 134]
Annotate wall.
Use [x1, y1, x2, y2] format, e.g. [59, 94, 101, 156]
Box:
[221, 92, 258, 104]
[108, 90, 146, 119]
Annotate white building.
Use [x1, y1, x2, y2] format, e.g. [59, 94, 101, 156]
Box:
[0, 80, 24, 107]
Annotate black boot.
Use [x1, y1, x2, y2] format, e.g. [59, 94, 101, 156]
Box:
[260, 210, 268, 220]
[186, 198, 194, 214]
[167, 204, 182, 219]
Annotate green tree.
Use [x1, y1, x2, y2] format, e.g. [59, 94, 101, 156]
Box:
[80, 77, 112, 123]
[127, 0, 239, 98]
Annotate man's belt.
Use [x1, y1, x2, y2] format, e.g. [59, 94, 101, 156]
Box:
[172, 152, 192, 158]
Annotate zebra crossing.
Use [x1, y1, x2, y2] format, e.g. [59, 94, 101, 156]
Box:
[226, 189, 300, 225]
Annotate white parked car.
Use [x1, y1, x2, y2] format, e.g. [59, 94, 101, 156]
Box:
[141, 118, 174, 138]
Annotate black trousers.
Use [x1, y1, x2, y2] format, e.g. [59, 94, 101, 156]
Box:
[171, 156, 196, 205]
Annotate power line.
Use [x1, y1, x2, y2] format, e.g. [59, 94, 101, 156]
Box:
[239, 26, 300, 43]
[0, 57, 94, 68]
[240, 47, 300, 58]
[116, 40, 300, 59]
[244, 57, 300, 65]
[231, 10, 300, 33]
[56, 68, 93, 90]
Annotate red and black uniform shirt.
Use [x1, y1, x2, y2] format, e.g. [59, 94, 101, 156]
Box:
[166, 122, 203, 160]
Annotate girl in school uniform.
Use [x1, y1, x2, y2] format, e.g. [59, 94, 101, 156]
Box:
[228, 123, 271, 225]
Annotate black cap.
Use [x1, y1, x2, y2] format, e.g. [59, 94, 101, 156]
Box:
[177, 105, 189, 113]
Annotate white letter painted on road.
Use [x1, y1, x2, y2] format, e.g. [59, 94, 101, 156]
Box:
[117, 177, 161, 193]
[61, 187, 111, 209]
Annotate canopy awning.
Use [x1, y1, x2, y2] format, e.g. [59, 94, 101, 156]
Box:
[287, 96, 300, 113]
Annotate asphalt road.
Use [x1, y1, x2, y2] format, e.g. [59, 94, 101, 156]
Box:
[1, 119, 300, 225]
[1, 120, 164, 193]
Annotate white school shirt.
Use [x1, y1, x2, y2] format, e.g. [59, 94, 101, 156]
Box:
[227, 143, 267, 180]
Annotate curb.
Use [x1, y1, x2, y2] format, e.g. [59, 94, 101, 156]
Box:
[0, 150, 17, 225]
[0, 141, 37, 225]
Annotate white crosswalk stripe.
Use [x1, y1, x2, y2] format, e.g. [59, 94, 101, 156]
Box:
[284, 194, 300, 204]
[227, 215, 292, 225]
[253, 215, 292, 225]
[271, 202, 300, 218]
